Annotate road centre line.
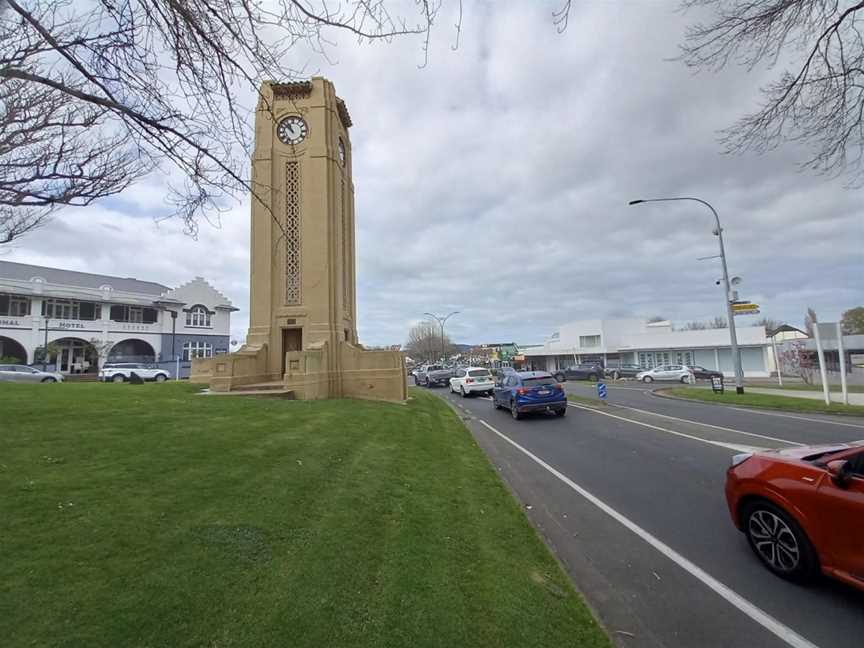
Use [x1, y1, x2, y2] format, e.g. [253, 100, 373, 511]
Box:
[610, 404, 805, 447]
[568, 403, 763, 453]
[729, 407, 864, 430]
[477, 419, 821, 648]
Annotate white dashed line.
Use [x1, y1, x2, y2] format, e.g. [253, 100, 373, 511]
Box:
[610, 404, 805, 447]
[568, 403, 763, 453]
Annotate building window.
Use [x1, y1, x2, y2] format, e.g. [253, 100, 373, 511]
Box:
[183, 341, 213, 360]
[42, 299, 100, 321]
[109, 305, 158, 323]
[0, 294, 30, 317]
[676, 351, 694, 366]
[186, 305, 211, 328]
[579, 335, 601, 348]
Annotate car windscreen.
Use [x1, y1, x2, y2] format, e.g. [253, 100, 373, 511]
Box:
[427, 366, 442, 371]
[522, 377, 556, 387]
[468, 370, 490, 377]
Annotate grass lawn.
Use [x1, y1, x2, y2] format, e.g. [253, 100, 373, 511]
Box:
[743, 382, 864, 394]
[0, 382, 610, 648]
[665, 387, 864, 417]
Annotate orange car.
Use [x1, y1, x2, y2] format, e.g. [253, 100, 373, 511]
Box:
[725, 441, 864, 591]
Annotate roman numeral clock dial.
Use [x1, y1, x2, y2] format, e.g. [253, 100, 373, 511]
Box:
[277, 116, 308, 145]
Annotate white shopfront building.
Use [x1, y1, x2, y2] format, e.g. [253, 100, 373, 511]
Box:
[0, 261, 235, 374]
[524, 318, 770, 378]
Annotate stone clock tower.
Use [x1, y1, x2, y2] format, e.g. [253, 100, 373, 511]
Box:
[192, 77, 406, 402]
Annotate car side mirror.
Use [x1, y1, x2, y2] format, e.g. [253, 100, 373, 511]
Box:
[826, 459, 852, 488]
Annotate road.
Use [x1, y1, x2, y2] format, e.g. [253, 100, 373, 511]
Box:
[422, 379, 864, 648]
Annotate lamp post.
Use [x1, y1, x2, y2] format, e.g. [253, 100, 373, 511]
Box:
[42, 317, 49, 371]
[628, 197, 745, 394]
[170, 310, 178, 360]
[424, 311, 459, 364]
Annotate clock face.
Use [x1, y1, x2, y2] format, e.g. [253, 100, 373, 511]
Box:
[338, 138, 346, 166]
[277, 116, 308, 145]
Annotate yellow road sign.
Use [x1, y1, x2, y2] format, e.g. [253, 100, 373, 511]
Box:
[732, 303, 759, 312]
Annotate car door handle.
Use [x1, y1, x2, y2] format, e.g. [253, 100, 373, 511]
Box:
[801, 476, 816, 483]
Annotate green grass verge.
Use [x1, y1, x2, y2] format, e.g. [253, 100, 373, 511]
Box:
[743, 382, 864, 394]
[0, 382, 610, 648]
[665, 387, 864, 416]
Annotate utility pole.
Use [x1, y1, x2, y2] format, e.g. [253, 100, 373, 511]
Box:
[629, 197, 745, 394]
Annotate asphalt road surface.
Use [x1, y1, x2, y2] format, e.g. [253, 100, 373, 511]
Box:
[421, 379, 864, 648]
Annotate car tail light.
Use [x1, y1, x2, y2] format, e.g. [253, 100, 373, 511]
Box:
[465, 378, 474, 383]
[517, 387, 527, 395]
[556, 383, 564, 391]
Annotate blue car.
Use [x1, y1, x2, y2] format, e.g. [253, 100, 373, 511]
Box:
[492, 371, 567, 420]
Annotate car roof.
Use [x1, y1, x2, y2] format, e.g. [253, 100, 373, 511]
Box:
[516, 371, 553, 379]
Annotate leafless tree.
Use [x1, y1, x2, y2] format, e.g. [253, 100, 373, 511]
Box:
[680, 315, 728, 330]
[0, 0, 452, 244]
[406, 320, 454, 364]
[680, 1, 864, 184]
[755, 316, 782, 333]
[804, 306, 818, 336]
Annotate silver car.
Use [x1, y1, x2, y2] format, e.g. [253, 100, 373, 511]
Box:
[0, 364, 64, 383]
[635, 365, 695, 384]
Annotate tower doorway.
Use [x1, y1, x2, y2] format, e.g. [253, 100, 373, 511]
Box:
[281, 327, 302, 374]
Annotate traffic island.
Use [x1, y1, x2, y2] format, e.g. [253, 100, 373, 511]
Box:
[661, 386, 864, 417]
[0, 382, 611, 648]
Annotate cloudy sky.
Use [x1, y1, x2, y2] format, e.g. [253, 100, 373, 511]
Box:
[3, 1, 862, 346]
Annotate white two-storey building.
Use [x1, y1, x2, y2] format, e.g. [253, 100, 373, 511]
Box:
[0, 261, 236, 375]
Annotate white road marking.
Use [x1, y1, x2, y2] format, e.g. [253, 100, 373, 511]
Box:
[477, 419, 821, 648]
[568, 403, 763, 453]
[729, 407, 864, 430]
[610, 404, 804, 447]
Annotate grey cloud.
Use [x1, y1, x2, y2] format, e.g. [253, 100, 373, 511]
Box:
[4, 1, 862, 347]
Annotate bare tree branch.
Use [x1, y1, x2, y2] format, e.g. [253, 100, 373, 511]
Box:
[680, 0, 864, 185]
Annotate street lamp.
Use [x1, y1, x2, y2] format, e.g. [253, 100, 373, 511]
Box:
[628, 197, 745, 394]
[424, 311, 460, 364]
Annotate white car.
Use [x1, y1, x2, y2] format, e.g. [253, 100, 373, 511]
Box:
[636, 365, 695, 384]
[99, 363, 171, 383]
[449, 367, 495, 397]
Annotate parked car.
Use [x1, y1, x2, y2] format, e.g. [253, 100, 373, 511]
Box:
[553, 363, 603, 382]
[0, 364, 64, 383]
[99, 363, 171, 383]
[725, 441, 864, 590]
[604, 363, 642, 380]
[449, 367, 494, 397]
[635, 365, 694, 383]
[689, 365, 723, 380]
[492, 371, 567, 420]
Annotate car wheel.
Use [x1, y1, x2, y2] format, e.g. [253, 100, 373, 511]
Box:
[680, 375, 690, 384]
[742, 500, 819, 584]
[112, 374, 125, 383]
[493, 397, 502, 410]
[511, 400, 522, 420]
[41, 377, 57, 383]
[554, 373, 565, 383]
[460, 386, 468, 398]
[555, 408, 566, 417]
[155, 374, 167, 383]
[642, 376, 653, 383]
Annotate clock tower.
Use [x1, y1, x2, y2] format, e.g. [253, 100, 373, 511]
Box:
[193, 77, 406, 402]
